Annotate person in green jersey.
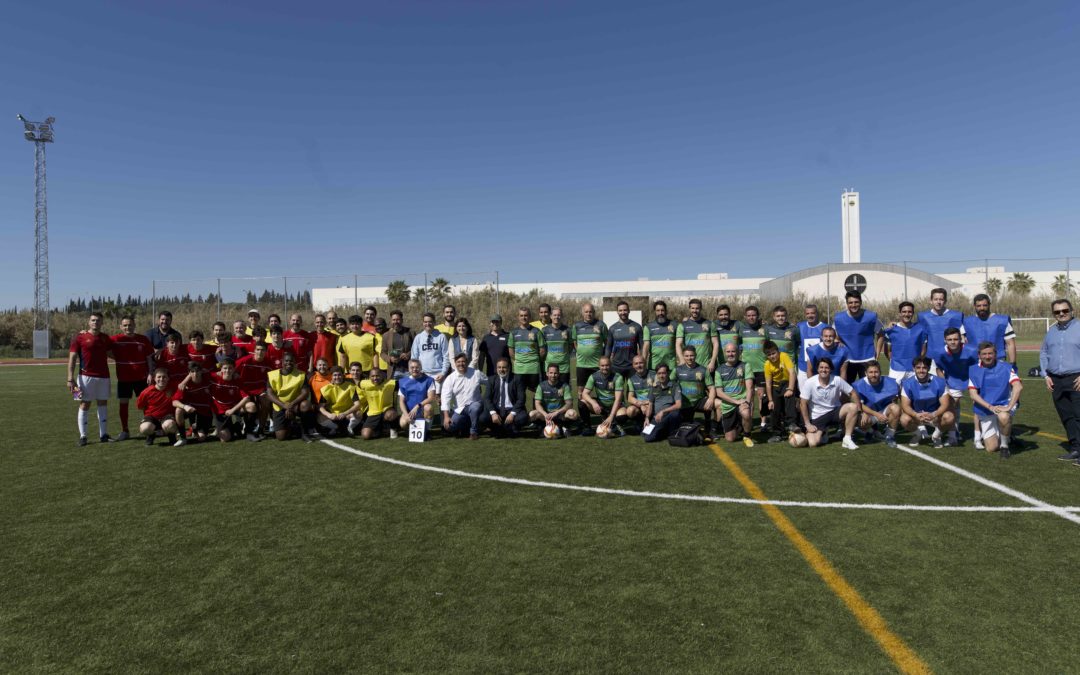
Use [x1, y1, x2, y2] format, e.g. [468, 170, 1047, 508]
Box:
[643, 363, 682, 443]
[580, 356, 628, 436]
[714, 342, 755, 446]
[542, 306, 572, 387]
[508, 306, 546, 396]
[714, 304, 740, 354]
[625, 354, 656, 431]
[643, 300, 677, 372]
[764, 305, 801, 369]
[736, 305, 768, 430]
[529, 363, 580, 437]
[675, 298, 719, 374]
[674, 346, 716, 438]
[571, 302, 608, 397]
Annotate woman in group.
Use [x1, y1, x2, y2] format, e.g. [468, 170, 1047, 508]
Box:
[793, 357, 861, 449]
[900, 356, 956, 448]
[448, 318, 480, 371]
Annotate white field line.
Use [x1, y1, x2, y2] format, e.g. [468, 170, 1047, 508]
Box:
[321, 438, 1080, 514]
[897, 445, 1080, 526]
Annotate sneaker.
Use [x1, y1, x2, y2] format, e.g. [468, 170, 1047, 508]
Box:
[301, 432, 314, 443]
[974, 439, 985, 451]
[307, 430, 324, 440]
[1058, 449, 1080, 461]
[908, 430, 926, 448]
[946, 430, 960, 447]
[931, 428, 942, 444]
[389, 429, 398, 439]
[116, 431, 130, 441]
[246, 433, 262, 443]
[468, 433, 479, 441]
[100, 434, 114, 443]
[742, 436, 754, 448]
[933, 436, 944, 449]
[173, 437, 187, 447]
[1000, 446, 1012, 460]
[144, 436, 154, 447]
[767, 435, 783, 444]
[885, 436, 898, 449]
[841, 437, 859, 450]
[77, 436, 88, 447]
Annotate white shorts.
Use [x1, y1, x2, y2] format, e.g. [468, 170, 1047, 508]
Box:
[946, 387, 964, 400]
[889, 369, 913, 384]
[978, 408, 1016, 439]
[77, 375, 111, 401]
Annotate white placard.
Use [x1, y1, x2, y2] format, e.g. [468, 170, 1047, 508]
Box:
[642, 423, 655, 435]
[408, 419, 428, 443]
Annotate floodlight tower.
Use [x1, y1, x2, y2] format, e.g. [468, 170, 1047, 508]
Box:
[17, 114, 54, 358]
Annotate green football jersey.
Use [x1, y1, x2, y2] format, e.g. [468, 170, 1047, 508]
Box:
[764, 322, 800, 364]
[627, 370, 655, 401]
[674, 363, 710, 405]
[585, 371, 624, 408]
[542, 324, 571, 373]
[715, 319, 740, 354]
[508, 325, 545, 375]
[572, 320, 607, 369]
[676, 318, 716, 368]
[537, 381, 571, 412]
[714, 360, 753, 414]
[644, 320, 677, 371]
[736, 321, 767, 372]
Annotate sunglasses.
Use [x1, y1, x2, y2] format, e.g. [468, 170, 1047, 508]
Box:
[1054, 309, 1071, 316]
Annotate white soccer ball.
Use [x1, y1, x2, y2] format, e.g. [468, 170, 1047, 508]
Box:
[595, 422, 610, 439]
[543, 421, 560, 439]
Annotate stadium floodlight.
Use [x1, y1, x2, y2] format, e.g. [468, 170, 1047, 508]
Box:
[16, 114, 55, 358]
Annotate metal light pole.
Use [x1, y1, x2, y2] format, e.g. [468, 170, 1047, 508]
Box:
[18, 114, 55, 358]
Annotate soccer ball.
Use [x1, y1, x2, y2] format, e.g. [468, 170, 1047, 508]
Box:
[543, 421, 560, 439]
[595, 423, 610, 439]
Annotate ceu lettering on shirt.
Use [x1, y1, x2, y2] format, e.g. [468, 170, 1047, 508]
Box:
[833, 310, 882, 362]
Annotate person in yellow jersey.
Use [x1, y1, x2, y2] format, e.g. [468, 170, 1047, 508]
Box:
[435, 304, 457, 337]
[337, 314, 381, 378]
[359, 367, 399, 440]
[265, 353, 318, 442]
[762, 340, 798, 442]
[317, 366, 366, 437]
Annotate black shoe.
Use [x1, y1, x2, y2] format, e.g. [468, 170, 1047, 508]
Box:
[77, 436, 88, 447]
[1058, 449, 1080, 461]
[100, 434, 114, 443]
[767, 435, 783, 443]
[144, 436, 154, 447]
[1000, 446, 1012, 460]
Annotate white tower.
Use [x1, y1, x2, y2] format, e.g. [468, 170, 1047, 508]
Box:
[841, 190, 860, 263]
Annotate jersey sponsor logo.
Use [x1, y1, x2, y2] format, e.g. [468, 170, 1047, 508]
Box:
[628, 326, 637, 335]
[420, 343, 441, 352]
[695, 371, 703, 381]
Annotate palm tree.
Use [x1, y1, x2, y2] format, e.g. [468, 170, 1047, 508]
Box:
[385, 280, 411, 307]
[1006, 272, 1036, 297]
[984, 277, 1003, 298]
[429, 278, 453, 302]
[412, 287, 429, 305]
[1051, 274, 1074, 298]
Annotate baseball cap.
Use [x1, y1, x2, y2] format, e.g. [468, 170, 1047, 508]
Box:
[247, 308, 260, 317]
[490, 314, 502, 323]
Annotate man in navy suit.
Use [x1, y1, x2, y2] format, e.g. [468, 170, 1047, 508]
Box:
[485, 357, 528, 437]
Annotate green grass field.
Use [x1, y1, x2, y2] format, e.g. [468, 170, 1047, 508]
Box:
[4, 356, 1080, 673]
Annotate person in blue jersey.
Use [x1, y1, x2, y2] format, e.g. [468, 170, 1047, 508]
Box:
[796, 303, 827, 389]
[832, 290, 884, 383]
[900, 357, 956, 449]
[968, 341, 1023, 459]
[853, 361, 901, 448]
[806, 327, 850, 381]
[1040, 299, 1080, 462]
[962, 294, 1016, 367]
[934, 327, 980, 448]
[918, 287, 964, 365]
[410, 313, 450, 394]
[883, 301, 928, 384]
[606, 300, 643, 379]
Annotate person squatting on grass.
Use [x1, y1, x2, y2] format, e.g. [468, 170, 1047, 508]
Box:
[967, 341, 1023, 459]
[900, 357, 957, 449]
[136, 368, 181, 447]
[794, 358, 861, 450]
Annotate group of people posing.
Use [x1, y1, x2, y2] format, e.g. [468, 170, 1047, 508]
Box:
[65, 288, 1070, 461]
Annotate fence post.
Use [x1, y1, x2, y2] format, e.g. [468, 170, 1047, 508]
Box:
[216, 278, 221, 322]
[354, 274, 358, 313]
[495, 270, 500, 316]
[424, 273, 429, 313]
[283, 276, 288, 318]
[1068, 257, 1072, 300]
[826, 263, 832, 323]
[903, 261, 908, 301]
[151, 280, 156, 327]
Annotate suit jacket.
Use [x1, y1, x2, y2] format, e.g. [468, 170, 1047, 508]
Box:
[485, 373, 527, 417]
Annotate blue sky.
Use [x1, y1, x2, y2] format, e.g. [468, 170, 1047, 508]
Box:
[1, 0, 1077, 309]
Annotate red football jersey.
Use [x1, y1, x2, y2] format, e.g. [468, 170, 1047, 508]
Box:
[69, 332, 113, 378]
[284, 330, 313, 370]
[137, 385, 175, 419]
[209, 372, 248, 414]
[311, 330, 339, 368]
[235, 353, 272, 395]
[187, 344, 218, 371]
[156, 349, 191, 387]
[173, 377, 213, 415]
[110, 333, 153, 381]
[231, 334, 254, 358]
[265, 343, 294, 371]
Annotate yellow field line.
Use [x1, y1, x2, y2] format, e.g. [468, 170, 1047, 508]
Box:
[709, 444, 932, 675]
[957, 411, 1068, 442]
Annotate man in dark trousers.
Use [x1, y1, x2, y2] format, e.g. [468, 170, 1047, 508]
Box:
[485, 357, 528, 437]
[1041, 299, 1080, 464]
[479, 314, 511, 377]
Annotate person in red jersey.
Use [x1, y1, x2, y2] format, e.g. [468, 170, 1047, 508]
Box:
[209, 358, 256, 443]
[67, 311, 116, 446]
[236, 341, 274, 439]
[173, 361, 213, 444]
[311, 313, 339, 372]
[265, 325, 294, 370]
[110, 315, 156, 441]
[156, 333, 191, 388]
[137, 368, 180, 447]
[231, 319, 254, 357]
[186, 330, 218, 373]
[284, 313, 313, 372]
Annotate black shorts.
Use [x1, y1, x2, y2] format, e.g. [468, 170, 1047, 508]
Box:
[613, 366, 633, 379]
[576, 367, 598, 388]
[363, 412, 386, 432]
[272, 409, 304, 431]
[214, 413, 243, 435]
[680, 399, 711, 422]
[140, 415, 165, 429]
[846, 361, 870, 383]
[752, 371, 766, 388]
[517, 374, 541, 392]
[186, 412, 213, 433]
[811, 409, 841, 430]
[720, 407, 745, 433]
[118, 379, 148, 399]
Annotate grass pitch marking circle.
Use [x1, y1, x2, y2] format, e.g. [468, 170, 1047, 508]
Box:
[321, 438, 1080, 514]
